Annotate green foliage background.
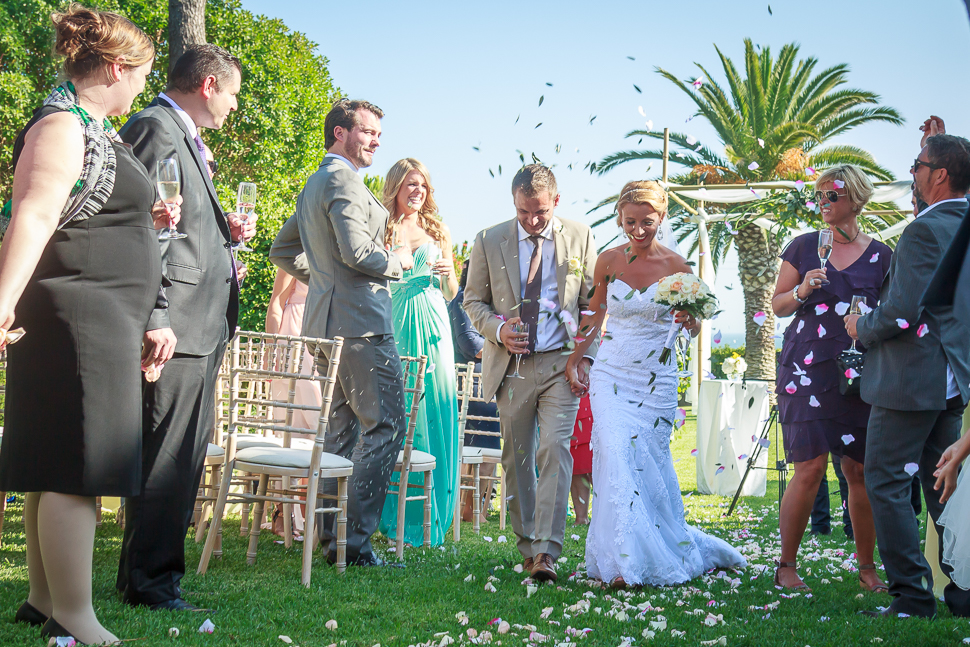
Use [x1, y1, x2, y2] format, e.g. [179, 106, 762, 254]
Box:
[0, 0, 341, 331]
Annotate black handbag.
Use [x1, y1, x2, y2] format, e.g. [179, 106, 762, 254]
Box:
[836, 350, 865, 395]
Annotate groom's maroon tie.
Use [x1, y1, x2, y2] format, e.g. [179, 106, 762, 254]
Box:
[522, 234, 544, 353]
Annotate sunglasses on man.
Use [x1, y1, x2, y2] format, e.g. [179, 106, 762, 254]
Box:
[813, 190, 847, 203]
[911, 157, 942, 173]
[206, 159, 219, 175]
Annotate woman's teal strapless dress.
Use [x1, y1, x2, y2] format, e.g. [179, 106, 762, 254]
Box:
[379, 243, 458, 546]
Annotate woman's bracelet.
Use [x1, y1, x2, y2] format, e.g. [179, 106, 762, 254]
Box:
[792, 286, 806, 304]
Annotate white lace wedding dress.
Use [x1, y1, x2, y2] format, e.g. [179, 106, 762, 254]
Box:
[585, 279, 747, 586]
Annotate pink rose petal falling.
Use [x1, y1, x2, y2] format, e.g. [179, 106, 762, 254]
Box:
[917, 323, 929, 338]
[896, 319, 909, 329]
[686, 135, 697, 145]
[870, 253, 879, 263]
[806, 167, 816, 175]
[835, 302, 849, 316]
[845, 368, 860, 379]
[818, 324, 826, 338]
[797, 320, 805, 334]
[833, 179, 845, 189]
[904, 463, 919, 476]
[758, 438, 771, 449]
[715, 466, 725, 476]
[841, 434, 855, 445]
[753, 311, 767, 327]
[809, 395, 821, 407]
[795, 180, 805, 190]
[858, 302, 873, 315]
[806, 201, 817, 210]
[785, 381, 797, 394]
[748, 161, 760, 171]
[738, 454, 748, 461]
[691, 448, 699, 457]
[800, 375, 811, 386]
[692, 78, 704, 89]
[804, 350, 814, 365]
[713, 330, 722, 344]
[815, 304, 829, 315]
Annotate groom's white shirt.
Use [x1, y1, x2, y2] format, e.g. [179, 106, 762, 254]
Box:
[917, 197, 966, 399]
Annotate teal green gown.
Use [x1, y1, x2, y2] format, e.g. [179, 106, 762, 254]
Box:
[379, 242, 458, 546]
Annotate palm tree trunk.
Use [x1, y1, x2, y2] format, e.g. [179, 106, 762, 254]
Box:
[735, 223, 783, 382]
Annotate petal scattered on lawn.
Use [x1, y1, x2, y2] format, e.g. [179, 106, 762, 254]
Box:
[497, 535, 507, 543]
[785, 381, 797, 394]
[498, 621, 511, 634]
[168, 628, 180, 638]
[527, 584, 539, 598]
[198, 619, 215, 634]
[835, 302, 849, 316]
[815, 304, 829, 315]
[484, 582, 497, 593]
[809, 395, 821, 407]
[513, 564, 524, 573]
[842, 434, 856, 445]
[571, 533, 580, 541]
[904, 463, 919, 476]
[753, 311, 767, 326]
[483, 536, 493, 543]
[541, 607, 554, 619]
[896, 318, 910, 329]
[279, 636, 293, 644]
[917, 323, 929, 338]
[326, 620, 338, 631]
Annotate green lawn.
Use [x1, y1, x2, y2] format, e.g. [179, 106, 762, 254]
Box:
[1, 414, 967, 646]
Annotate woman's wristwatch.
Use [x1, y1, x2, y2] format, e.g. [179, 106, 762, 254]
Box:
[792, 286, 807, 304]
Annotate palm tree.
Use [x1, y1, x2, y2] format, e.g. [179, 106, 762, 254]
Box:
[594, 39, 904, 381]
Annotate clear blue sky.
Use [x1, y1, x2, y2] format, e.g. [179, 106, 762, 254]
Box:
[241, 0, 970, 338]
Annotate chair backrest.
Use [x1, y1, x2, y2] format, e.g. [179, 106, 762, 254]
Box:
[454, 362, 475, 448]
[224, 331, 344, 462]
[457, 364, 501, 445]
[398, 355, 428, 472]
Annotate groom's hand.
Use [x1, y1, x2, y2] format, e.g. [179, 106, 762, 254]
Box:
[566, 357, 591, 396]
[500, 316, 529, 354]
[843, 313, 861, 340]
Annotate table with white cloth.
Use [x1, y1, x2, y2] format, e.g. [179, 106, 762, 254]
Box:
[695, 379, 773, 497]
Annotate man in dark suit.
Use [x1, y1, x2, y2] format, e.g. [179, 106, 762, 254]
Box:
[116, 45, 255, 611]
[845, 126, 970, 619]
[270, 99, 412, 567]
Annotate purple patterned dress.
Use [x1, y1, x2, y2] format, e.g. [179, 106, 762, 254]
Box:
[776, 232, 892, 464]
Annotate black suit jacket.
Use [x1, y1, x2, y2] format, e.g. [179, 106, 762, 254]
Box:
[923, 200, 970, 325]
[119, 96, 238, 356]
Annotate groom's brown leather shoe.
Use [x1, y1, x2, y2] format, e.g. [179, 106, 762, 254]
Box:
[531, 553, 558, 582]
[522, 556, 534, 572]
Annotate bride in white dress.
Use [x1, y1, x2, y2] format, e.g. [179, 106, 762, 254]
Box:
[566, 181, 746, 588]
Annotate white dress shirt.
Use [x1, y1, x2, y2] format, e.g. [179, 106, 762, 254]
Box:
[158, 92, 199, 141]
[495, 220, 569, 353]
[916, 197, 966, 399]
[324, 152, 359, 173]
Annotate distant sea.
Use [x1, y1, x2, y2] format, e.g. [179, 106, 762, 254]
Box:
[711, 331, 785, 350]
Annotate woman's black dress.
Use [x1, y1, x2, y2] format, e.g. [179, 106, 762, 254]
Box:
[0, 106, 162, 496]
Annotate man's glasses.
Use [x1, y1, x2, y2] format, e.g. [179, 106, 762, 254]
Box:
[911, 157, 942, 173]
[814, 190, 847, 203]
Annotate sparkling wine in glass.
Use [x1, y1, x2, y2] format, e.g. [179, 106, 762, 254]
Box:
[817, 229, 833, 285]
[849, 295, 866, 352]
[234, 182, 256, 252]
[156, 158, 186, 240]
[506, 322, 529, 379]
[426, 242, 441, 276]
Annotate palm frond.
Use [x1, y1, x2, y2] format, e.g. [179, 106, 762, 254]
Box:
[806, 145, 895, 181]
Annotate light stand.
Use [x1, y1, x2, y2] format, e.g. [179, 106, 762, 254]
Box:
[725, 403, 788, 516]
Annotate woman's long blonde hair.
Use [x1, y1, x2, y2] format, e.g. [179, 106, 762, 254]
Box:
[382, 158, 446, 246]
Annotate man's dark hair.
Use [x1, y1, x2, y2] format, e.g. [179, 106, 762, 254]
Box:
[926, 134, 970, 194]
[168, 44, 242, 94]
[511, 164, 557, 199]
[324, 99, 384, 149]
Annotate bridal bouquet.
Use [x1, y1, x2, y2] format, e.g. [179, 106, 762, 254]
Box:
[654, 272, 719, 364]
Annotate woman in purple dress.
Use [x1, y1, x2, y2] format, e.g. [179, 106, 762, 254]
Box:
[771, 165, 892, 594]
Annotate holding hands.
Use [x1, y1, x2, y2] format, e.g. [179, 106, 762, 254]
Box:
[565, 355, 592, 396]
[934, 433, 970, 505]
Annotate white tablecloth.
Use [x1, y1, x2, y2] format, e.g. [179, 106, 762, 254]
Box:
[695, 379, 772, 497]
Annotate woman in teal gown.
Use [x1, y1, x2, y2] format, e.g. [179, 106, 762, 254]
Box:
[379, 158, 460, 547]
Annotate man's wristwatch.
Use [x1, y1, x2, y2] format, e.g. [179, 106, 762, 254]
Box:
[792, 286, 807, 304]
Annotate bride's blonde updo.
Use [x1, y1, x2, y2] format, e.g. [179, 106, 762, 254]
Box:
[615, 180, 668, 226]
[52, 3, 154, 80]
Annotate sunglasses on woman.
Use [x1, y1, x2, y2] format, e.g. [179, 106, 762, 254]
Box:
[814, 190, 847, 203]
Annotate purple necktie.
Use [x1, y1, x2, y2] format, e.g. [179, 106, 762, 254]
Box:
[193, 132, 205, 158]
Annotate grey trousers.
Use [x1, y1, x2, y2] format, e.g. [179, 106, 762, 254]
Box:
[496, 350, 579, 560]
[313, 334, 406, 560]
[865, 402, 970, 617]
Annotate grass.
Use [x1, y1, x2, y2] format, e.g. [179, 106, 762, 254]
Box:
[1, 413, 968, 646]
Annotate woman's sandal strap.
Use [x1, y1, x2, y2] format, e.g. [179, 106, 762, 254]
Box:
[776, 561, 797, 568]
[858, 563, 878, 571]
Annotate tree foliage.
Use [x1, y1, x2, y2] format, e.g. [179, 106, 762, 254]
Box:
[0, 0, 341, 331]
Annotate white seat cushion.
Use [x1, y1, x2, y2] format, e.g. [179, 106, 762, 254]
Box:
[235, 434, 283, 450]
[479, 447, 502, 460]
[206, 443, 225, 457]
[234, 446, 353, 471]
[397, 449, 436, 469]
[461, 446, 485, 464]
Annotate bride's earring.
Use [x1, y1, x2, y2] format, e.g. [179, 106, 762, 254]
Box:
[657, 226, 664, 241]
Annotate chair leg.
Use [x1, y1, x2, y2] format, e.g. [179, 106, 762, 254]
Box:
[195, 468, 210, 543]
[453, 467, 462, 543]
[302, 473, 319, 587]
[499, 466, 507, 531]
[247, 474, 269, 566]
[336, 476, 348, 574]
[282, 475, 293, 549]
[240, 500, 250, 537]
[473, 464, 481, 535]
[213, 466, 223, 558]
[423, 470, 433, 548]
[395, 469, 408, 560]
[0, 491, 6, 547]
[199, 460, 233, 574]
[95, 497, 102, 527]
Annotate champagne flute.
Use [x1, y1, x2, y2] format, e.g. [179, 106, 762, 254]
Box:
[849, 295, 866, 352]
[156, 158, 186, 240]
[506, 322, 529, 379]
[426, 241, 441, 277]
[817, 229, 833, 285]
[234, 182, 256, 252]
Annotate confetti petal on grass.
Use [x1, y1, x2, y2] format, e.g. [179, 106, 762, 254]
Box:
[753, 311, 767, 326]
[326, 619, 338, 631]
[571, 533, 580, 541]
[896, 319, 909, 329]
[815, 304, 829, 315]
[540, 607, 554, 619]
[804, 350, 814, 364]
[483, 536, 493, 542]
[169, 628, 180, 638]
[842, 434, 855, 445]
[758, 138, 765, 147]
[497, 535, 507, 543]
[748, 161, 760, 170]
[198, 619, 215, 634]
[835, 302, 849, 316]
[484, 582, 497, 592]
[785, 381, 797, 394]
[498, 621, 511, 634]
[513, 564, 524, 573]
[818, 324, 826, 338]
[526, 584, 539, 598]
[904, 463, 919, 476]
[54, 638, 77, 647]
[279, 637, 293, 644]
[917, 323, 929, 338]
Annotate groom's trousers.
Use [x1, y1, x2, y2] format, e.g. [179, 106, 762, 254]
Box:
[312, 335, 406, 561]
[496, 350, 579, 560]
[865, 399, 970, 618]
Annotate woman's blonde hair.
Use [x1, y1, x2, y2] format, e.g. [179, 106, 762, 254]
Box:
[382, 158, 446, 246]
[814, 164, 874, 211]
[615, 180, 668, 226]
[52, 4, 155, 80]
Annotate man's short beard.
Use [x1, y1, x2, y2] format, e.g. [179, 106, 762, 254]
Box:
[351, 147, 373, 169]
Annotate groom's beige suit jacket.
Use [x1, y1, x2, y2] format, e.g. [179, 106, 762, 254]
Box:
[463, 216, 599, 399]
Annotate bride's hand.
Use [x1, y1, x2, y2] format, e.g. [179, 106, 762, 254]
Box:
[565, 357, 591, 397]
[673, 310, 699, 334]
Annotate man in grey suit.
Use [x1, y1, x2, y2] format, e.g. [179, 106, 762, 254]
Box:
[270, 99, 412, 567]
[845, 127, 970, 618]
[115, 45, 254, 611]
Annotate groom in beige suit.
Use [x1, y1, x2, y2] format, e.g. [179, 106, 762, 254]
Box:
[464, 165, 598, 582]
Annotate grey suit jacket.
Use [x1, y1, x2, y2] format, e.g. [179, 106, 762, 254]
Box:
[269, 157, 403, 339]
[923, 201, 970, 325]
[857, 199, 970, 411]
[119, 97, 237, 356]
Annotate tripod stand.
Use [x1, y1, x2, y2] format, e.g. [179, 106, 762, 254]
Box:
[725, 403, 788, 517]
